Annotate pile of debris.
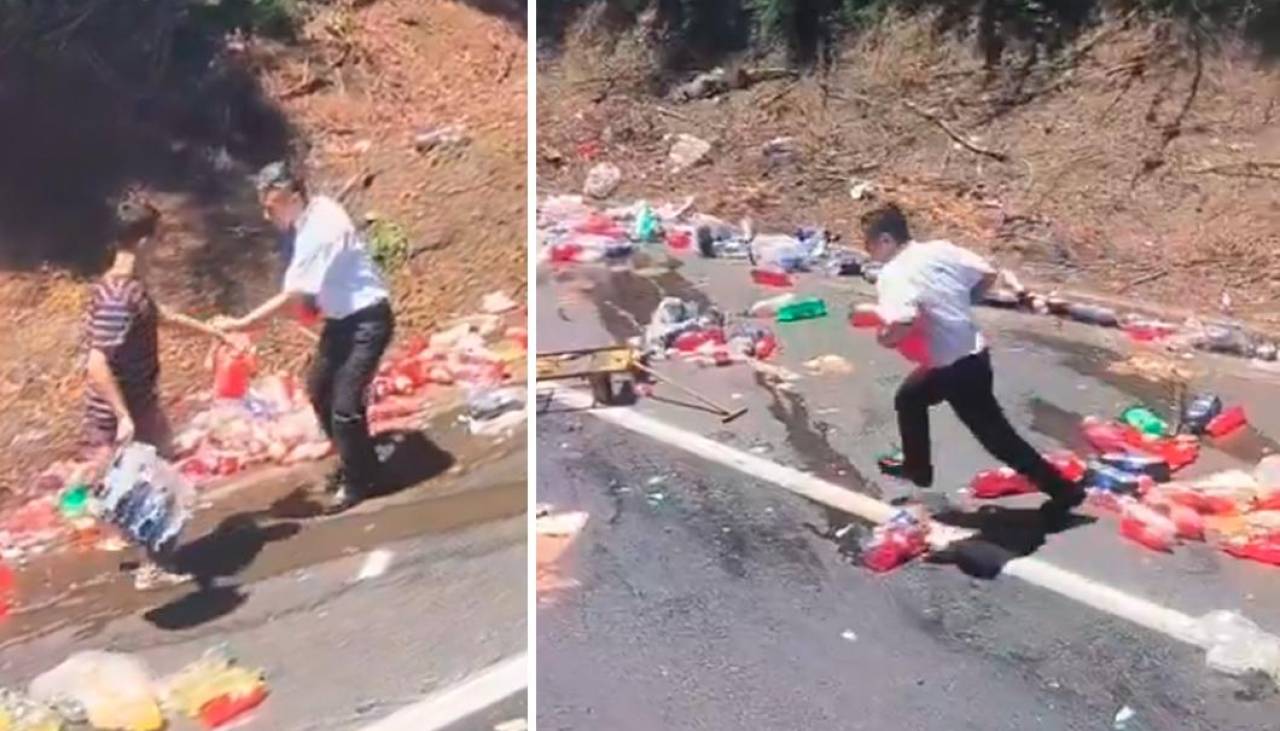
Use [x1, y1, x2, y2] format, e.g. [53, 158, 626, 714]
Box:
[0, 307, 528, 562]
[1, 647, 269, 730]
[966, 395, 1280, 567]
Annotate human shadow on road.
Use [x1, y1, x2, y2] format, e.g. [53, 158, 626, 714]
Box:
[143, 513, 301, 630]
[926, 506, 1094, 580]
[268, 430, 457, 520]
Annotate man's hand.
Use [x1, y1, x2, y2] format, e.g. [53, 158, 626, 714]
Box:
[877, 321, 915, 349]
[115, 414, 136, 445]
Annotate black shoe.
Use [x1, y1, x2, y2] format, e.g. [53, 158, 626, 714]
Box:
[1038, 484, 1086, 529]
[324, 484, 365, 515]
[877, 451, 933, 488]
[322, 467, 346, 495]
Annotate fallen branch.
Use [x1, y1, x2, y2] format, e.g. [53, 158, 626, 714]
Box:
[337, 169, 377, 203]
[650, 105, 696, 124]
[1122, 269, 1169, 292]
[761, 82, 797, 108]
[901, 100, 1009, 162]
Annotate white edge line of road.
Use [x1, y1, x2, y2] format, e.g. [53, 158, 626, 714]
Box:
[357, 653, 528, 731]
[544, 387, 1244, 649]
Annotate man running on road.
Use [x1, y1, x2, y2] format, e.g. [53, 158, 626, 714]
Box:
[217, 162, 394, 514]
[862, 203, 1085, 525]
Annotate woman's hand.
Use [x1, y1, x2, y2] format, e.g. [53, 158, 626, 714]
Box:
[211, 315, 249, 333]
[115, 414, 136, 445]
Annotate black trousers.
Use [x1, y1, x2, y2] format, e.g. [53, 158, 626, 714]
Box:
[308, 300, 394, 494]
[895, 350, 1071, 498]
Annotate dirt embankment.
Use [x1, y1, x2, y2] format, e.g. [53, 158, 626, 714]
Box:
[0, 0, 526, 493]
[538, 9, 1280, 318]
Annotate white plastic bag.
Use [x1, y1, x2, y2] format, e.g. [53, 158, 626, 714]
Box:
[29, 652, 163, 731]
[1190, 610, 1280, 682]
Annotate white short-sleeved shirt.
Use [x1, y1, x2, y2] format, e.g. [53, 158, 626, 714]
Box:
[283, 196, 389, 320]
[875, 240, 995, 369]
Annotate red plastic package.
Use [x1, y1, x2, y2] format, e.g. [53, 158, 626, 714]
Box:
[212, 339, 256, 400]
[1206, 406, 1248, 439]
[754, 334, 778, 361]
[1045, 450, 1087, 483]
[750, 268, 793, 288]
[673, 329, 726, 352]
[970, 468, 1036, 499]
[862, 523, 929, 573]
[198, 686, 268, 728]
[1119, 501, 1177, 552]
[666, 230, 692, 251]
[1221, 536, 1280, 566]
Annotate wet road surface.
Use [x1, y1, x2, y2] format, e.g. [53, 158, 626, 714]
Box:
[535, 249, 1280, 729]
[1, 415, 528, 730]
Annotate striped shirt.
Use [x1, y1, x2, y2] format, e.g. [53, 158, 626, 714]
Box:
[83, 276, 160, 428]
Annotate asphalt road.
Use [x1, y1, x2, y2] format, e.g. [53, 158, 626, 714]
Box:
[535, 247, 1280, 730]
[0, 417, 528, 731]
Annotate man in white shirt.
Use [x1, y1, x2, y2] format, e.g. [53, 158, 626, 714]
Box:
[217, 162, 395, 513]
[863, 204, 1084, 525]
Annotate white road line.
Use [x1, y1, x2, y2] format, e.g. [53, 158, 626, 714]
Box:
[358, 653, 527, 731]
[545, 388, 1212, 647]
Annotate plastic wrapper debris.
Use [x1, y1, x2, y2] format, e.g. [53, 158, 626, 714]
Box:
[970, 468, 1035, 499]
[0, 690, 62, 731]
[467, 388, 524, 421]
[803, 354, 855, 376]
[29, 651, 163, 731]
[748, 293, 798, 318]
[643, 297, 701, 353]
[1188, 611, 1280, 683]
[861, 510, 929, 573]
[1118, 497, 1177, 552]
[159, 648, 268, 728]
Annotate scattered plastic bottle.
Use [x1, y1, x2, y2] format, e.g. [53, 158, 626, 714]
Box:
[1195, 324, 1255, 358]
[57, 484, 90, 519]
[1165, 502, 1205, 541]
[1205, 405, 1247, 438]
[212, 344, 255, 401]
[1064, 303, 1119, 327]
[1099, 453, 1171, 483]
[750, 268, 793, 288]
[1083, 462, 1148, 495]
[753, 334, 778, 360]
[574, 214, 623, 237]
[1222, 535, 1280, 567]
[1119, 499, 1177, 552]
[1135, 434, 1199, 472]
[1081, 417, 1140, 453]
[748, 293, 798, 318]
[549, 242, 583, 263]
[849, 304, 883, 330]
[672, 329, 726, 352]
[776, 297, 828, 323]
[1045, 450, 1087, 482]
[632, 203, 662, 242]
[970, 467, 1035, 499]
[1180, 393, 1223, 435]
[602, 241, 634, 259]
[1121, 318, 1176, 342]
[861, 511, 929, 573]
[666, 230, 692, 252]
[1120, 405, 1169, 437]
[981, 289, 1021, 309]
